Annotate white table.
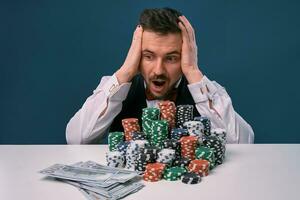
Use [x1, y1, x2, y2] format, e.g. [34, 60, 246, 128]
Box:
[0, 144, 300, 200]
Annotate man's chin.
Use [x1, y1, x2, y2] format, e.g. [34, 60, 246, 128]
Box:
[150, 92, 165, 100]
[147, 89, 166, 99]
[155, 95, 166, 100]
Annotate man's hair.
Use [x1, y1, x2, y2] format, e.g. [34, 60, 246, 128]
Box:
[139, 7, 182, 35]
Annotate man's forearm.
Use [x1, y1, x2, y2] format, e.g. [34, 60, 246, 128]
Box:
[66, 75, 131, 144]
[115, 66, 136, 84]
[187, 76, 254, 144]
[184, 67, 204, 84]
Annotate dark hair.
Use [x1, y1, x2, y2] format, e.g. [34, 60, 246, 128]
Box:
[139, 7, 182, 34]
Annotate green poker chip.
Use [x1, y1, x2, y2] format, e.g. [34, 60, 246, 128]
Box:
[195, 146, 216, 169]
[150, 120, 168, 148]
[108, 132, 124, 151]
[163, 166, 187, 181]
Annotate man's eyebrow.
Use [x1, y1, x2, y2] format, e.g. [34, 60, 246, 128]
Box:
[142, 49, 181, 55]
[142, 49, 154, 54]
[166, 51, 181, 55]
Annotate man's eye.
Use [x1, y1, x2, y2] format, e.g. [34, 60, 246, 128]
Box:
[166, 56, 178, 63]
[143, 55, 153, 60]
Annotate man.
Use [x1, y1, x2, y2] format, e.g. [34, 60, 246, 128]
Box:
[66, 8, 254, 144]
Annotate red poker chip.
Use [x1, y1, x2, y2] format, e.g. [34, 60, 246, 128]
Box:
[143, 163, 166, 182]
[188, 159, 210, 176]
[158, 101, 176, 131]
[122, 118, 140, 141]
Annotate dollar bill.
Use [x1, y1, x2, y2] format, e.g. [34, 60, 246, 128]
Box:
[39, 161, 144, 200]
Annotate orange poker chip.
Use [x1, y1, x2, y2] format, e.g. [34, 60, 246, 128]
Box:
[143, 162, 166, 182]
[188, 159, 210, 176]
[122, 118, 140, 141]
[180, 136, 198, 159]
[158, 101, 177, 132]
[145, 163, 166, 171]
[122, 118, 139, 123]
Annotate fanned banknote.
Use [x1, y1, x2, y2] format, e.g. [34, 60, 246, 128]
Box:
[39, 161, 144, 200]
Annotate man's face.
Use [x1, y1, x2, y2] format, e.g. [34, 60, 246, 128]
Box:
[140, 30, 182, 99]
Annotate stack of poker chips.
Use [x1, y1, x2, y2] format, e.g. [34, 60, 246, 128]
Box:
[195, 146, 216, 169]
[143, 163, 166, 182]
[156, 148, 176, 166]
[135, 146, 159, 172]
[108, 132, 124, 151]
[116, 141, 130, 156]
[179, 136, 198, 160]
[133, 139, 150, 171]
[183, 121, 204, 142]
[157, 100, 176, 133]
[203, 136, 226, 165]
[210, 129, 227, 159]
[188, 159, 210, 177]
[163, 139, 181, 159]
[149, 120, 168, 148]
[175, 105, 194, 128]
[106, 151, 125, 168]
[141, 108, 160, 139]
[135, 153, 151, 172]
[210, 128, 227, 144]
[105, 100, 227, 185]
[125, 141, 140, 170]
[181, 172, 201, 184]
[122, 118, 140, 141]
[194, 116, 211, 136]
[163, 166, 187, 181]
[132, 140, 150, 171]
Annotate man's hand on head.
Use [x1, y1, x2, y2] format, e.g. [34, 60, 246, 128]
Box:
[116, 25, 143, 84]
[178, 16, 203, 84]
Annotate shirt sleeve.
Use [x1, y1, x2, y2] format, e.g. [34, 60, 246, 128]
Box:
[187, 76, 254, 144]
[65, 74, 132, 144]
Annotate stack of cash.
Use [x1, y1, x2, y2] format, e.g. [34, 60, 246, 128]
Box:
[39, 160, 144, 200]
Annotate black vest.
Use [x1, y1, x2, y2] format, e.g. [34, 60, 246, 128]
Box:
[109, 74, 201, 133]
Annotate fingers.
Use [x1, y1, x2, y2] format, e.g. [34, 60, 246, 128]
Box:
[132, 25, 143, 44]
[178, 16, 195, 42]
[128, 25, 143, 58]
[178, 21, 189, 44]
[127, 25, 143, 67]
[120, 25, 143, 81]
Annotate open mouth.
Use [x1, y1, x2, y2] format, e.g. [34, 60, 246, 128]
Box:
[152, 80, 166, 87]
[150, 79, 167, 94]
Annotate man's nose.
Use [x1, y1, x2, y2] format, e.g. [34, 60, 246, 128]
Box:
[153, 58, 165, 75]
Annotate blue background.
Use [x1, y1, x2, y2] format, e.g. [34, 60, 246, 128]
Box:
[1, 0, 299, 144]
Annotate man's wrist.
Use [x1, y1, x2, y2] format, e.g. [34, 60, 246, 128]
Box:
[115, 66, 136, 84]
[184, 67, 204, 84]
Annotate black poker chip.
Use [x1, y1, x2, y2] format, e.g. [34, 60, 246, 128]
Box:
[138, 152, 157, 162]
[163, 139, 179, 149]
[132, 131, 147, 140]
[203, 136, 226, 165]
[176, 105, 194, 128]
[181, 172, 201, 184]
[142, 146, 160, 154]
[173, 157, 191, 168]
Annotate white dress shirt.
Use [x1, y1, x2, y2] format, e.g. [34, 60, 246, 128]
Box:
[66, 74, 254, 144]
